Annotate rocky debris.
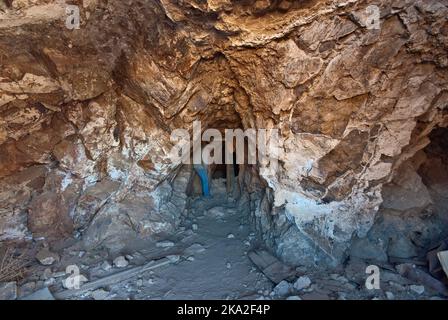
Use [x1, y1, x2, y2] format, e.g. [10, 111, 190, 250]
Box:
[410, 285, 425, 295]
[207, 207, 227, 219]
[167, 255, 181, 263]
[35, 248, 60, 266]
[397, 263, 448, 296]
[0, 282, 17, 300]
[91, 289, 109, 300]
[20, 287, 55, 301]
[54, 257, 174, 300]
[113, 256, 129, 268]
[227, 234, 235, 239]
[18, 282, 36, 298]
[293, 276, 312, 291]
[42, 268, 53, 280]
[272, 281, 292, 297]
[44, 278, 56, 287]
[385, 292, 395, 300]
[300, 292, 330, 300]
[52, 271, 66, 278]
[248, 249, 296, 284]
[82, 189, 181, 252]
[156, 241, 175, 248]
[329, 274, 348, 283]
[185, 243, 206, 256]
[101, 261, 113, 271]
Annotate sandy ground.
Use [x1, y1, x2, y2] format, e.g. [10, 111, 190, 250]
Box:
[125, 199, 272, 300]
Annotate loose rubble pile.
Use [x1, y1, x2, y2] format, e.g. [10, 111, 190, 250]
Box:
[0, 178, 446, 300]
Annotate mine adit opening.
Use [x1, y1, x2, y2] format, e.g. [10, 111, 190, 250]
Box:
[187, 141, 243, 197]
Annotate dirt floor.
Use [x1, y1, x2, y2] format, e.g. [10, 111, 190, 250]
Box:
[1, 179, 446, 300]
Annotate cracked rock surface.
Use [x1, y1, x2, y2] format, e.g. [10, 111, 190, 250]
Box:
[1, 0, 448, 274]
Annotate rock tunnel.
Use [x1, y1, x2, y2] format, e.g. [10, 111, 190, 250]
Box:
[0, 0, 448, 300]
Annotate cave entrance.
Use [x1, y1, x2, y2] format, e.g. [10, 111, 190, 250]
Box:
[210, 142, 240, 196]
[188, 141, 242, 198]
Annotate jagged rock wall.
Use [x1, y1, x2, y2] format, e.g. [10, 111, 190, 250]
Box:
[0, 0, 447, 265]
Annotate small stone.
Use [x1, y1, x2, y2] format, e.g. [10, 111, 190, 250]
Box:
[226, 262, 232, 269]
[410, 285, 425, 295]
[185, 243, 206, 255]
[125, 255, 134, 260]
[18, 282, 36, 298]
[338, 292, 348, 300]
[52, 271, 66, 278]
[293, 276, 312, 291]
[21, 287, 55, 300]
[330, 274, 348, 283]
[388, 281, 405, 291]
[167, 255, 180, 263]
[273, 280, 292, 297]
[0, 282, 17, 300]
[136, 279, 143, 287]
[113, 256, 129, 268]
[156, 241, 175, 248]
[385, 291, 395, 300]
[101, 261, 112, 271]
[227, 233, 235, 239]
[301, 292, 329, 300]
[44, 278, 56, 286]
[36, 248, 60, 266]
[286, 295, 302, 300]
[78, 251, 86, 258]
[187, 256, 195, 262]
[192, 224, 198, 231]
[207, 207, 226, 218]
[42, 268, 53, 280]
[92, 289, 109, 300]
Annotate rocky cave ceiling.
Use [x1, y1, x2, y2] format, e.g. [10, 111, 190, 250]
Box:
[0, 0, 448, 267]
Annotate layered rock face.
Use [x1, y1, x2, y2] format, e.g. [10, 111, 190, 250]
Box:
[1, 0, 447, 266]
